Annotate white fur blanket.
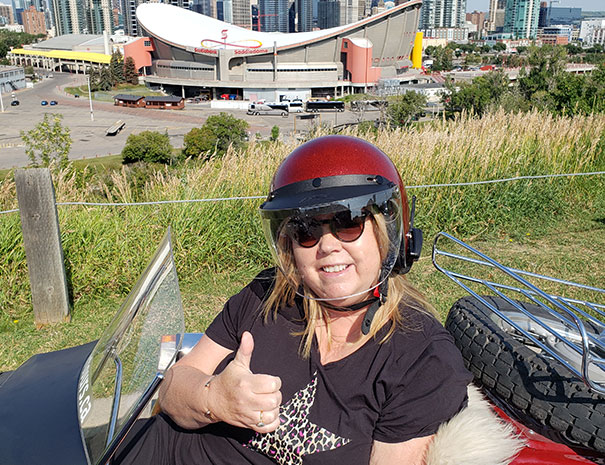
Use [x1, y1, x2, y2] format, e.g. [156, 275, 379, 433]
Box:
[425, 384, 526, 465]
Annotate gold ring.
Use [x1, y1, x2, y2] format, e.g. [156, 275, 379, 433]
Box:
[256, 410, 265, 428]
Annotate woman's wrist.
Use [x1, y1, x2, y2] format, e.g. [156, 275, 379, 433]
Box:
[202, 374, 219, 423]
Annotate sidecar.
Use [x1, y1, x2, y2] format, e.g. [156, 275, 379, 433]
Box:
[0, 229, 603, 465]
[433, 232, 605, 465]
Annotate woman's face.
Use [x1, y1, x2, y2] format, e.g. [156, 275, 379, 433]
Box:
[292, 216, 382, 307]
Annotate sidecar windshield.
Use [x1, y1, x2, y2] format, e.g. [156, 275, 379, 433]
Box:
[77, 229, 185, 465]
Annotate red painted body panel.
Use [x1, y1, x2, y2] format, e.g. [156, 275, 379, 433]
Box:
[493, 406, 598, 464]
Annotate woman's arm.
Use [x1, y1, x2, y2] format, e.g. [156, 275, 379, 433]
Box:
[369, 436, 433, 465]
[158, 332, 282, 432]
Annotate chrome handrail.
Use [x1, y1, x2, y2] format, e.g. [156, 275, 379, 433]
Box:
[433, 232, 605, 395]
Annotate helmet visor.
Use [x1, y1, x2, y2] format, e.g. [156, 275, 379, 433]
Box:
[260, 187, 403, 302]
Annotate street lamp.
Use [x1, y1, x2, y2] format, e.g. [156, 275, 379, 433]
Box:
[87, 74, 94, 121]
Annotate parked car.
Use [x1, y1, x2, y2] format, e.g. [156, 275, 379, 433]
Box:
[10, 100, 19, 106]
[0, 230, 603, 465]
[40, 100, 48, 106]
[50, 100, 58, 106]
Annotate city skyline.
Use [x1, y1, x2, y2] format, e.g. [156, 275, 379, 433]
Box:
[467, 0, 605, 12]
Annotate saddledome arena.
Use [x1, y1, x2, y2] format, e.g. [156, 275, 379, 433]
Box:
[136, 0, 422, 101]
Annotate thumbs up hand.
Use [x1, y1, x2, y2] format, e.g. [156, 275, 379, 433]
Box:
[207, 331, 282, 433]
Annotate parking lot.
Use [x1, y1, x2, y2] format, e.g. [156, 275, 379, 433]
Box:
[0, 73, 362, 169]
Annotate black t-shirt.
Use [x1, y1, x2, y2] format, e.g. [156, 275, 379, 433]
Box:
[200, 269, 472, 465]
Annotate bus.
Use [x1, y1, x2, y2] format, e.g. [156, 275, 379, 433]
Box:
[247, 103, 289, 117]
[305, 100, 345, 112]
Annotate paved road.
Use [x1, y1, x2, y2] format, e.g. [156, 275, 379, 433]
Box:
[0, 73, 365, 169]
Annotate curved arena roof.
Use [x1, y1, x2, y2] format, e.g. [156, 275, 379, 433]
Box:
[137, 1, 421, 53]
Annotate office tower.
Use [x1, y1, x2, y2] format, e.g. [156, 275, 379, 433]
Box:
[548, 7, 581, 26]
[22, 4, 46, 33]
[192, 0, 215, 16]
[339, 0, 358, 25]
[53, 0, 87, 34]
[487, 0, 505, 32]
[120, 0, 143, 35]
[12, 0, 25, 24]
[420, 0, 466, 30]
[538, 0, 548, 27]
[259, 0, 289, 32]
[297, 0, 312, 31]
[317, 0, 338, 28]
[0, 5, 15, 24]
[503, 0, 540, 39]
[232, 0, 251, 27]
[87, 0, 114, 33]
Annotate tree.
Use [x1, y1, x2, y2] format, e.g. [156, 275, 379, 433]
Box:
[493, 42, 507, 52]
[443, 71, 508, 117]
[110, 50, 124, 85]
[183, 113, 249, 159]
[20, 113, 72, 168]
[123, 56, 139, 85]
[98, 66, 113, 91]
[270, 125, 280, 141]
[518, 45, 567, 104]
[121, 131, 174, 164]
[88, 66, 100, 91]
[386, 92, 427, 126]
[430, 46, 454, 72]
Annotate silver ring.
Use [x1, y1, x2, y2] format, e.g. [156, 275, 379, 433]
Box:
[256, 411, 265, 428]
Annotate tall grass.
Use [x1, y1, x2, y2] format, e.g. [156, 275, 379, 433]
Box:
[0, 109, 603, 331]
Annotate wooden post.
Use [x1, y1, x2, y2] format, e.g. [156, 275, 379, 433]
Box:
[15, 168, 70, 326]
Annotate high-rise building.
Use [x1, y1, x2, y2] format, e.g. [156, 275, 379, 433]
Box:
[22, 4, 46, 33]
[297, 0, 312, 31]
[339, 0, 358, 25]
[192, 0, 215, 17]
[259, 0, 288, 32]
[420, 0, 466, 30]
[87, 0, 114, 34]
[120, 0, 143, 35]
[53, 0, 87, 34]
[0, 5, 15, 24]
[487, 0, 505, 31]
[466, 10, 485, 29]
[538, 1, 548, 27]
[232, 0, 251, 28]
[580, 19, 605, 46]
[548, 6, 582, 26]
[503, 0, 540, 39]
[317, 0, 339, 28]
[45, 0, 56, 29]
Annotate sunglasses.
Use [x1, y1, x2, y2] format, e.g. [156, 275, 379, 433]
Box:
[284, 211, 368, 248]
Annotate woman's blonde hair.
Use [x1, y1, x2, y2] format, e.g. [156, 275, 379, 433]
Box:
[262, 210, 436, 358]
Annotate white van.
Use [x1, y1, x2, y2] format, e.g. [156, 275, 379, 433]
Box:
[247, 103, 289, 117]
[286, 100, 304, 113]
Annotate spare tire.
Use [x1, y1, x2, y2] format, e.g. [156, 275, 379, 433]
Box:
[445, 295, 605, 454]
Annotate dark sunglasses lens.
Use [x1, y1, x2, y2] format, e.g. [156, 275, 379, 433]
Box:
[288, 219, 321, 248]
[332, 212, 365, 242]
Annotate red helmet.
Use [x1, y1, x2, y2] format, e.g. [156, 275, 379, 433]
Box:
[260, 135, 421, 293]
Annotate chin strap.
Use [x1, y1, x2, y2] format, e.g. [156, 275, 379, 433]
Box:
[301, 280, 388, 335]
[361, 280, 388, 335]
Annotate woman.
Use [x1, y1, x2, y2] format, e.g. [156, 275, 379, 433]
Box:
[114, 135, 472, 465]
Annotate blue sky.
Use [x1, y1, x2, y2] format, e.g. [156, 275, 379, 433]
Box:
[466, 0, 605, 12]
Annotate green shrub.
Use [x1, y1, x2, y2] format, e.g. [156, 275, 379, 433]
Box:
[121, 131, 174, 164]
[183, 113, 248, 160]
[270, 125, 279, 142]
